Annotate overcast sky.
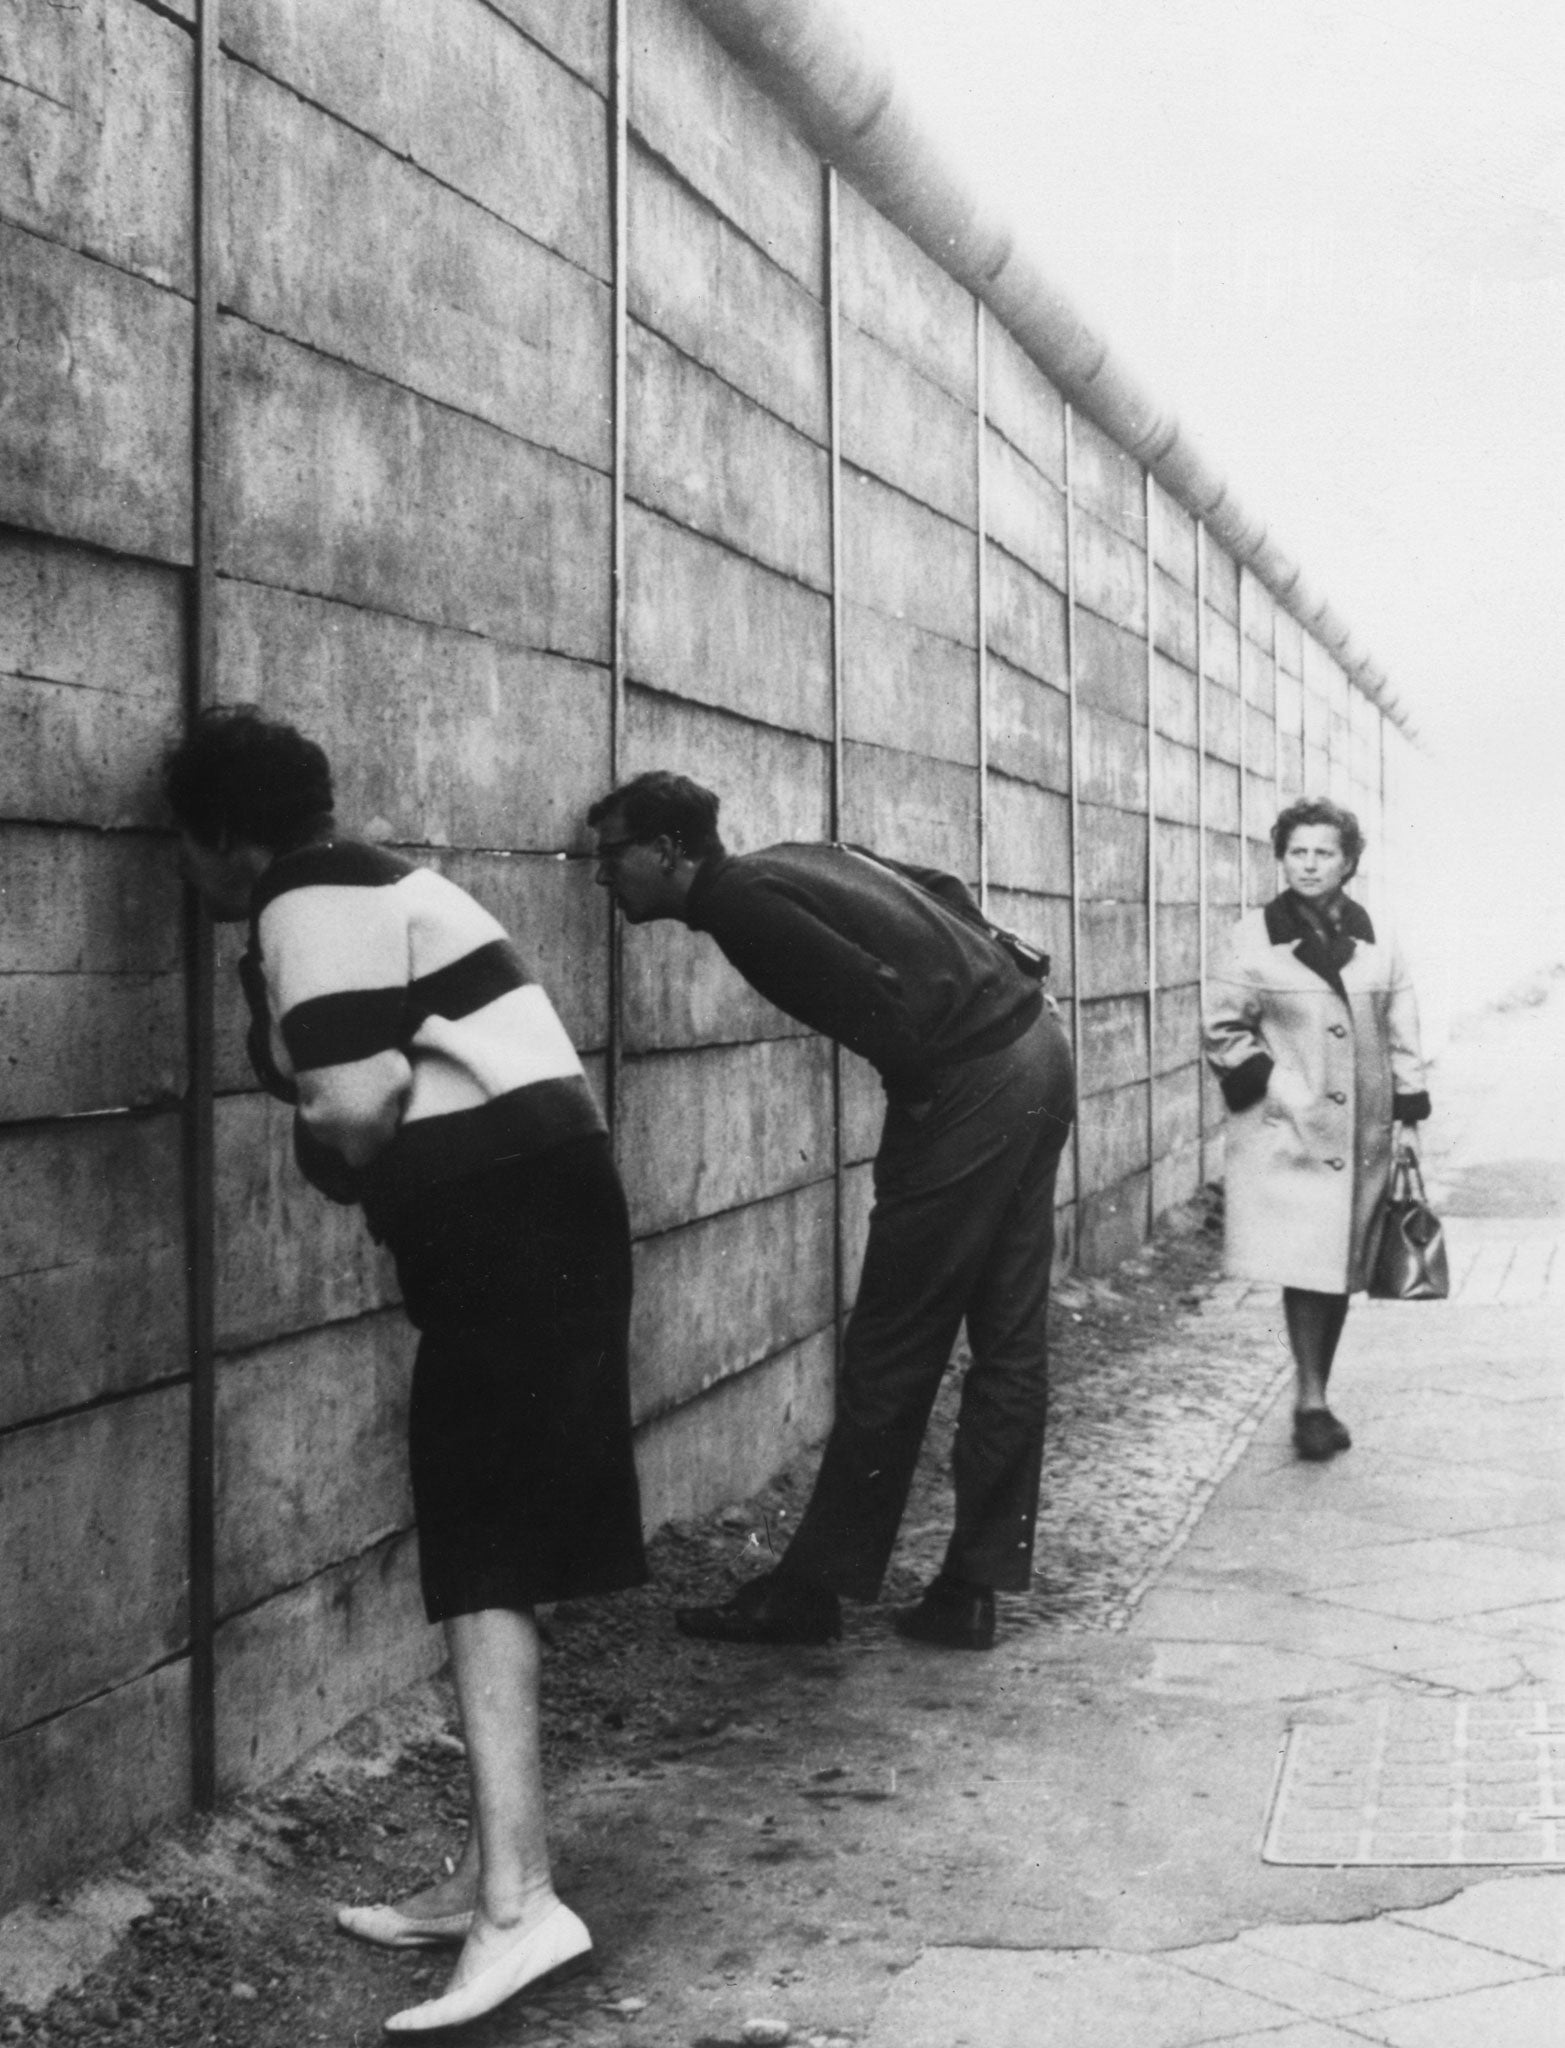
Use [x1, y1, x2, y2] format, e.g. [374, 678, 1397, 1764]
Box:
[835, 0, 1565, 1002]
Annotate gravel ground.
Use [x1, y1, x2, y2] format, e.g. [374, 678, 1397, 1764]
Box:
[0, 1189, 1291, 2048]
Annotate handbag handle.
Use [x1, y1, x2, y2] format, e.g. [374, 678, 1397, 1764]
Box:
[1389, 1148, 1429, 1206]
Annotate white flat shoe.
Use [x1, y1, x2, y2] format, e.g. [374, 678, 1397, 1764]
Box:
[336, 1902, 473, 1949]
[382, 1901, 592, 2033]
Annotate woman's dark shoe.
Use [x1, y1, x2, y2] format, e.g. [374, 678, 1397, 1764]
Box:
[893, 1575, 996, 1651]
[674, 1569, 841, 1645]
[1293, 1408, 1352, 1461]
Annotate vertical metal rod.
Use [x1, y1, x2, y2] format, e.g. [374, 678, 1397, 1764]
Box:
[824, 165, 846, 1368]
[1271, 607, 1283, 893]
[605, 0, 629, 1148]
[1063, 406, 1084, 1258]
[1194, 522, 1208, 1189]
[974, 303, 990, 913]
[185, 0, 222, 1813]
[1236, 570, 1249, 911]
[1144, 473, 1157, 1235]
[1377, 709, 1389, 907]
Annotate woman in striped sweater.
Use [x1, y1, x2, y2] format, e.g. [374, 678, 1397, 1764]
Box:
[166, 708, 646, 2034]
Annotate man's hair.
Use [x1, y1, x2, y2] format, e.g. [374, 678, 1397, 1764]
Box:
[1271, 796, 1364, 876]
[587, 770, 723, 860]
[163, 705, 334, 849]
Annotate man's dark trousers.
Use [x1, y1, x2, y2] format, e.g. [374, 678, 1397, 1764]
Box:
[781, 1005, 1076, 1599]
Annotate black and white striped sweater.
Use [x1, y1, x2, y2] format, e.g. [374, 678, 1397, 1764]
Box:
[242, 838, 604, 1218]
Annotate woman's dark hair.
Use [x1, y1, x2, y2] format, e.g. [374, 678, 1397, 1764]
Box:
[587, 770, 723, 860]
[1271, 797, 1364, 877]
[163, 706, 334, 849]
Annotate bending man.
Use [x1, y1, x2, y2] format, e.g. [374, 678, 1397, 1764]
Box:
[590, 772, 1075, 1651]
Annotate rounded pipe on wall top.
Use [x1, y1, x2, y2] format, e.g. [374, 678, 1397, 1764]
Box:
[686, 0, 1413, 739]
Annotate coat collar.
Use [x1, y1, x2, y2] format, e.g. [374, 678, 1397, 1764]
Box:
[1263, 890, 1375, 1000]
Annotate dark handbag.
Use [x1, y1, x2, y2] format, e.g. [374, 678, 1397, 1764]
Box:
[1368, 1150, 1449, 1300]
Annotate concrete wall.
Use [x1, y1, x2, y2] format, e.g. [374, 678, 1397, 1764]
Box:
[0, 0, 1405, 1906]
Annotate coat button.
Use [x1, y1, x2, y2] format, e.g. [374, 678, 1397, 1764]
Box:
[1330, 1090, 1346, 1103]
[1326, 1157, 1345, 1169]
[1329, 1024, 1347, 1038]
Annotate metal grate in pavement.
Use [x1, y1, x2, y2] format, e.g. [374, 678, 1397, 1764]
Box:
[1264, 1697, 1565, 1865]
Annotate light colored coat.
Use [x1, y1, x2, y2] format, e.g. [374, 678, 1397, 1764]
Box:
[1204, 894, 1429, 1293]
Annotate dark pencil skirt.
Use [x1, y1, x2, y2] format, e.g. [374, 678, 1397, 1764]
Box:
[383, 1134, 648, 1624]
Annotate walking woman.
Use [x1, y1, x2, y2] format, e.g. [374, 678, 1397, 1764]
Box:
[165, 708, 647, 2034]
[1204, 799, 1431, 1460]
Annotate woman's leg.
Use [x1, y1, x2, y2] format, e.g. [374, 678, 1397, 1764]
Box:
[1283, 1287, 1350, 1410]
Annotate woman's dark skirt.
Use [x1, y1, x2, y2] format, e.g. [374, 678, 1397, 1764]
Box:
[384, 1134, 648, 1624]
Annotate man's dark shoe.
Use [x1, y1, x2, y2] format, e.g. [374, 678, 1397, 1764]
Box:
[1293, 1408, 1352, 1461]
[893, 1575, 996, 1652]
[674, 1569, 841, 1645]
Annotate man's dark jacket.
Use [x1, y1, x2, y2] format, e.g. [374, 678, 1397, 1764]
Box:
[683, 844, 1043, 1103]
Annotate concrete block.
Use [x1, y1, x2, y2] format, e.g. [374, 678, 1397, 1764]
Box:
[1075, 611, 1146, 723]
[629, 0, 822, 291]
[842, 601, 978, 766]
[616, 1037, 833, 1238]
[0, 1391, 188, 1730]
[0, 1114, 184, 1431]
[622, 913, 811, 1055]
[1205, 758, 1240, 837]
[1246, 711, 1279, 781]
[842, 323, 976, 527]
[1151, 486, 1197, 588]
[1242, 633, 1277, 718]
[1071, 413, 1146, 541]
[986, 889, 1072, 998]
[1080, 995, 1148, 1095]
[1078, 708, 1148, 813]
[1207, 830, 1242, 906]
[1079, 900, 1148, 999]
[217, 319, 610, 660]
[1154, 651, 1198, 750]
[628, 324, 830, 587]
[625, 507, 832, 738]
[1079, 1170, 1150, 1274]
[214, 1093, 400, 1351]
[214, 1313, 415, 1618]
[1204, 542, 1239, 623]
[840, 1053, 884, 1167]
[988, 657, 1069, 792]
[482, 0, 609, 86]
[223, 62, 611, 470]
[843, 469, 976, 648]
[0, 541, 182, 829]
[1245, 835, 1278, 906]
[841, 1158, 874, 1300]
[0, 0, 192, 292]
[634, 1330, 833, 1534]
[984, 318, 1065, 484]
[218, 580, 612, 854]
[1154, 734, 1200, 827]
[1240, 569, 1276, 648]
[213, 1529, 441, 1794]
[225, 0, 609, 275]
[1276, 664, 1305, 739]
[1076, 1081, 1149, 1196]
[1153, 569, 1198, 670]
[987, 776, 1071, 896]
[1078, 802, 1147, 902]
[622, 690, 832, 850]
[1154, 1061, 1202, 1156]
[628, 144, 826, 445]
[837, 180, 974, 403]
[1277, 732, 1305, 796]
[630, 1180, 834, 1420]
[840, 742, 978, 880]
[1204, 610, 1239, 690]
[1157, 904, 1201, 984]
[986, 547, 1068, 690]
[1074, 508, 1148, 633]
[1205, 679, 1240, 765]
[985, 432, 1068, 588]
[1156, 819, 1201, 904]
[0, 1662, 189, 1916]
[0, 970, 183, 1121]
[1275, 611, 1304, 678]
[0, 826, 176, 976]
[1153, 1141, 1203, 1222]
[1155, 983, 1203, 1075]
[0, 222, 192, 563]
